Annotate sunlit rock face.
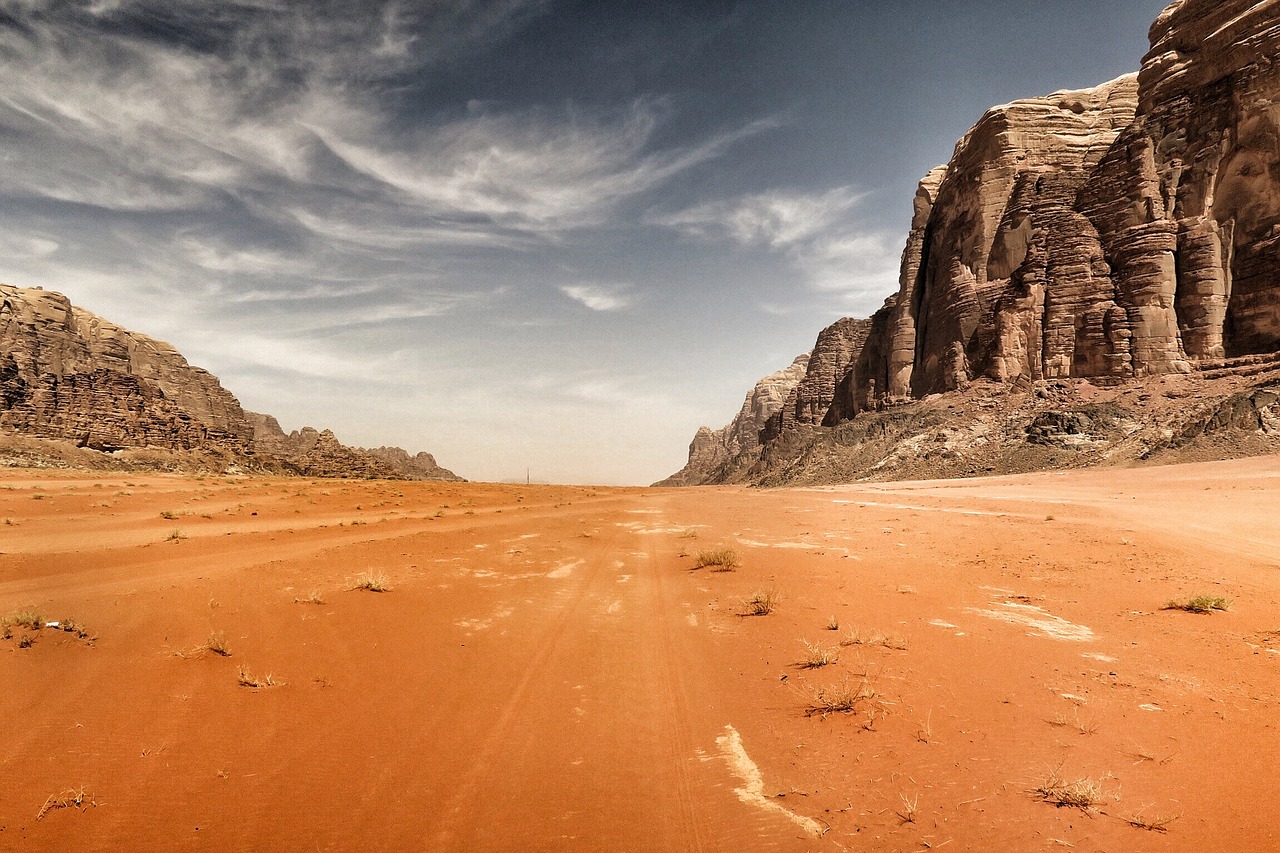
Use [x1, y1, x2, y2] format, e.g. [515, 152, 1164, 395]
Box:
[666, 0, 1280, 486]
[655, 353, 809, 486]
[0, 283, 253, 453]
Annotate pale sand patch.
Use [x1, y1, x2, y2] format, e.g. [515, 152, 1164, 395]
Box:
[968, 601, 1093, 642]
[716, 725, 825, 837]
[736, 537, 850, 553]
[547, 559, 584, 579]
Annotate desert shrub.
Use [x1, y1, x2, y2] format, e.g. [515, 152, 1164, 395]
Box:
[693, 547, 740, 571]
[1164, 595, 1230, 614]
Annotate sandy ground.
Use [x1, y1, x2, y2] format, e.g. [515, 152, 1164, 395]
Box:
[1, 459, 1279, 851]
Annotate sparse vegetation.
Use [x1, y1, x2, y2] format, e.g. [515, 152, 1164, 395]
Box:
[36, 787, 96, 820]
[237, 665, 276, 688]
[825, 615, 839, 631]
[350, 571, 390, 592]
[1, 610, 44, 631]
[895, 792, 919, 824]
[293, 590, 326, 605]
[692, 547, 740, 571]
[677, 528, 700, 539]
[17, 633, 34, 648]
[159, 509, 178, 519]
[1164, 595, 1230, 614]
[166, 528, 188, 542]
[803, 676, 877, 718]
[204, 631, 232, 657]
[742, 588, 778, 616]
[841, 628, 909, 650]
[1126, 811, 1181, 832]
[1032, 765, 1106, 810]
[799, 640, 839, 669]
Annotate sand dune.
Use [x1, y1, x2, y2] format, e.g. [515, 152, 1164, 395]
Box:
[3, 460, 1279, 850]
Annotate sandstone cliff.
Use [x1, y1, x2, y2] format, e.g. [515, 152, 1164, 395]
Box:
[666, 0, 1280, 487]
[657, 353, 809, 486]
[247, 412, 463, 481]
[0, 283, 461, 480]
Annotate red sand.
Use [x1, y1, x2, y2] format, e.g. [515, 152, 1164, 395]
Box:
[2, 459, 1279, 851]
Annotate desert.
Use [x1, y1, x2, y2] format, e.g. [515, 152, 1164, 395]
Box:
[3, 458, 1279, 850]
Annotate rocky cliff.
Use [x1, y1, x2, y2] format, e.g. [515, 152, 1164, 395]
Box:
[657, 353, 809, 486]
[665, 0, 1280, 486]
[248, 412, 463, 481]
[0, 283, 461, 480]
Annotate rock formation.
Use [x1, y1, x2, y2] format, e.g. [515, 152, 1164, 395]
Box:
[0, 283, 462, 480]
[657, 354, 809, 486]
[665, 0, 1280, 486]
[247, 412, 463, 481]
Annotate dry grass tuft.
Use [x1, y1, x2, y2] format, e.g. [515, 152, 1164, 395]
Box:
[742, 588, 779, 616]
[676, 528, 700, 539]
[1164, 595, 1230, 614]
[36, 787, 96, 820]
[799, 639, 839, 669]
[693, 547, 740, 571]
[803, 676, 877, 718]
[204, 631, 232, 657]
[825, 615, 840, 631]
[840, 628, 909, 651]
[895, 792, 919, 824]
[293, 590, 326, 605]
[2, 610, 44, 631]
[350, 571, 390, 592]
[1126, 811, 1181, 832]
[237, 665, 276, 688]
[1032, 765, 1106, 810]
[166, 528, 188, 542]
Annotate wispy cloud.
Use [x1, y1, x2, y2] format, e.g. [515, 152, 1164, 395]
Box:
[654, 186, 903, 305]
[559, 283, 634, 312]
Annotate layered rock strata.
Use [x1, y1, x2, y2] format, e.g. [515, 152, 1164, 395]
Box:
[0, 283, 461, 480]
[666, 0, 1280, 486]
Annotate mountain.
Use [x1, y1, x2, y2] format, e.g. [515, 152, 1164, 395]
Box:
[664, 0, 1280, 486]
[0, 282, 462, 480]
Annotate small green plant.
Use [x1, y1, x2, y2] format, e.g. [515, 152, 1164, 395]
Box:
[803, 676, 877, 718]
[799, 640, 838, 669]
[350, 572, 390, 592]
[742, 588, 778, 616]
[1164, 595, 1230, 614]
[693, 547, 740, 571]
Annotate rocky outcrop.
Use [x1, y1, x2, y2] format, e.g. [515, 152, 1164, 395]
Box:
[656, 354, 809, 486]
[763, 319, 872, 441]
[0, 283, 461, 480]
[248, 412, 463, 481]
[0, 283, 252, 455]
[665, 0, 1280, 487]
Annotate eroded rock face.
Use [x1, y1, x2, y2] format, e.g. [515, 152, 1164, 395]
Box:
[246, 413, 463, 481]
[0, 284, 461, 480]
[0, 284, 252, 453]
[665, 0, 1280, 487]
[655, 354, 809, 486]
[763, 318, 872, 442]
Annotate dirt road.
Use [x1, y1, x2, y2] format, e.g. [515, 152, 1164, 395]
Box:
[2, 459, 1279, 850]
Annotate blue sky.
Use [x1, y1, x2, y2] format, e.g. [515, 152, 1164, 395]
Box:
[0, 0, 1171, 484]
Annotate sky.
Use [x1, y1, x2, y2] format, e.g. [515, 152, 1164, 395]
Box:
[0, 0, 1172, 485]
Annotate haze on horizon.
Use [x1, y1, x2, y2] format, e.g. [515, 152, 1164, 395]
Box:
[0, 0, 1170, 485]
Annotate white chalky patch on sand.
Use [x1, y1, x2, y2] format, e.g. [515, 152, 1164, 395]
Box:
[968, 602, 1093, 642]
[686, 613, 698, 627]
[455, 607, 514, 632]
[1083, 652, 1117, 663]
[547, 559, 584, 579]
[928, 619, 958, 629]
[625, 509, 663, 514]
[716, 726, 825, 837]
[606, 600, 622, 615]
[617, 575, 632, 584]
[736, 538, 849, 553]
